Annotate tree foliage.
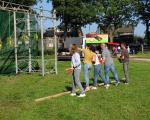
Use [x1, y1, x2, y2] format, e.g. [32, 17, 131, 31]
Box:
[51, 0, 97, 31]
[95, 0, 136, 41]
[51, 0, 137, 42]
[134, 0, 150, 44]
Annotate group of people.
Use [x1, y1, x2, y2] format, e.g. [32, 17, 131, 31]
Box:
[69, 43, 129, 97]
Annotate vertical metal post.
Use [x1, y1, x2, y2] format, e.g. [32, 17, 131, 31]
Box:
[53, 10, 58, 74]
[27, 12, 32, 73]
[13, 10, 18, 74]
[40, 7, 45, 76]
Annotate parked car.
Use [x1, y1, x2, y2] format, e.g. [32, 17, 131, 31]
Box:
[57, 47, 71, 60]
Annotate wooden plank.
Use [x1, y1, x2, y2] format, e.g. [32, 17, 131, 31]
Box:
[35, 91, 71, 102]
[35, 81, 116, 103]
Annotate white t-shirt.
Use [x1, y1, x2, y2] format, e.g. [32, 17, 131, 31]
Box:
[93, 54, 100, 65]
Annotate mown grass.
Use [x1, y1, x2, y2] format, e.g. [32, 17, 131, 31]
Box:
[132, 52, 150, 58]
[0, 60, 150, 120]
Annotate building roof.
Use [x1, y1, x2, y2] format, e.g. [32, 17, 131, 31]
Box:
[116, 25, 134, 34]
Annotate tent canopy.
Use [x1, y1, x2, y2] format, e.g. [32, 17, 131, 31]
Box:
[108, 42, 120, 46]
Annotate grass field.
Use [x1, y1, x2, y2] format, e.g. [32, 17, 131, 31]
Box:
[0, 60, 150, 120]
[132, 52, 150, 58]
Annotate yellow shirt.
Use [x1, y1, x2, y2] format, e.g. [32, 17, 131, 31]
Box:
[82, 48, 95, 65]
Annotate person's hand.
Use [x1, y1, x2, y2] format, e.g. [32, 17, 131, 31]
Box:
[66, 67, 73, 75]
[99, 57, 105, 64]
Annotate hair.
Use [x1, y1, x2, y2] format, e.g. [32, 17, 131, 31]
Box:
[89, 45, 95, 52]
[100, 43, 106, 48]
[121, 42, 126, 47]
[70, 44, 78, 54]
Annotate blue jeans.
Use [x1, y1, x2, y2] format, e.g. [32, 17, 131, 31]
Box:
[104, 64, 119, 85]
[84, 64, 92, 87]
[94, 64, 105, 87]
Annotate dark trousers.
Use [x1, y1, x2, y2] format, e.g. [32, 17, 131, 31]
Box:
[123, 62, 129, 83]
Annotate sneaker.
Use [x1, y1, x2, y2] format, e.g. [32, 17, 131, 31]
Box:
[70, 93, 76, 96]
[104, 84, 110, 89]
[91, 87, 97, 90]
[85, 87, 90, 91]
[116, 82, 120, 86]
[77, 93, 86, 97]
[125, 82, 129, 85]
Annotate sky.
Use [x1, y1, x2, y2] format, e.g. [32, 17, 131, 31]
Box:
[34, 1, 146, 38]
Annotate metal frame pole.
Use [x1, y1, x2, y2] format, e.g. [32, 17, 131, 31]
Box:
[53, 10, 58, 74]
[40, 7, 45, 76]
[13, 10, 18, 74]
[27, 12, 32, 73]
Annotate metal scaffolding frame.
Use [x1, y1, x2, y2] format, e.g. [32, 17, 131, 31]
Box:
[0, 1, 57, 76]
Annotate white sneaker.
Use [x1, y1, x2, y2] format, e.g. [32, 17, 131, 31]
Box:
[85, 87, 90, 91]
[104, 84, 110, 89]
[91, 87, 97, 90]
[116, 82, 120, 86]
[77, 93, 86, 97]
[70, 93, 76, 96]
[125, 82, 129, 85]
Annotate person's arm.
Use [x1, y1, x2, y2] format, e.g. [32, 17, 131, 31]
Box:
[78, 48, 84, 51]
[121, 49, 125, 59]
[101, 51, 106, 61]
[92, 53, 96, 64]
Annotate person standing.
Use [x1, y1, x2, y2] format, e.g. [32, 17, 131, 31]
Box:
[120, 43, 129, 84]
[80, 45, 95, 91]
[92, 49, 106, 89]
[127, 46, 130, 54]
[100, 44, 120, 89]
[117, 46, 121, 54]
[70, 44, 85, 97]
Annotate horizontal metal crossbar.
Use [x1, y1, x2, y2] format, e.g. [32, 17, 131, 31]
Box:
[0, 0, 30, 12]
[0, 1, 56, 19]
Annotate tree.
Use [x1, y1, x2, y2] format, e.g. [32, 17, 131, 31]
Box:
[134, 0, 150, 44]
[95, 0, 137, 42]
[51, 0, 98, 39]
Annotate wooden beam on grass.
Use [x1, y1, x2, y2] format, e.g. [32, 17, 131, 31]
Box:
[35, 81, 116, 103]
[35, 91, 71, 102]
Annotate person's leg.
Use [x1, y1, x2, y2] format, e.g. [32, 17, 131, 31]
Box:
[104, 64, 110, 85]
[110, 64, 119, 83]
[84, 64, 91, 87]
[84, 64, 89, 87]
[94, 65, 99, 87]
[74, 69, 85, 94]
[123, 62, 129, 83]
[98, 64, 106, 83]
[72, 71, 76, 93]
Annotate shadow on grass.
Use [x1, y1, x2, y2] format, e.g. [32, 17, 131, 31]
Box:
[0, 72, 16, 76]
[65, 86, 72, 91]
[109, 77, 126, 83]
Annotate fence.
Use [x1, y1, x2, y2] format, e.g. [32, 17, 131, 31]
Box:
[0, 1, 57, 76]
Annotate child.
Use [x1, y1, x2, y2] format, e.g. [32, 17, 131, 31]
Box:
[120, 43, 129, 84]
[70, 44, 85, 97]
[91, 48, 105, 90]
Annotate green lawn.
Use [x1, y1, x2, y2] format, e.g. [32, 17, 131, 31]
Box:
[0, 60, 150, 120]
[131, 52, 150, 58]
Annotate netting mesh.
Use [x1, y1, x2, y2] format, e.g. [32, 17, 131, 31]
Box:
[0, 9, 56, 74]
